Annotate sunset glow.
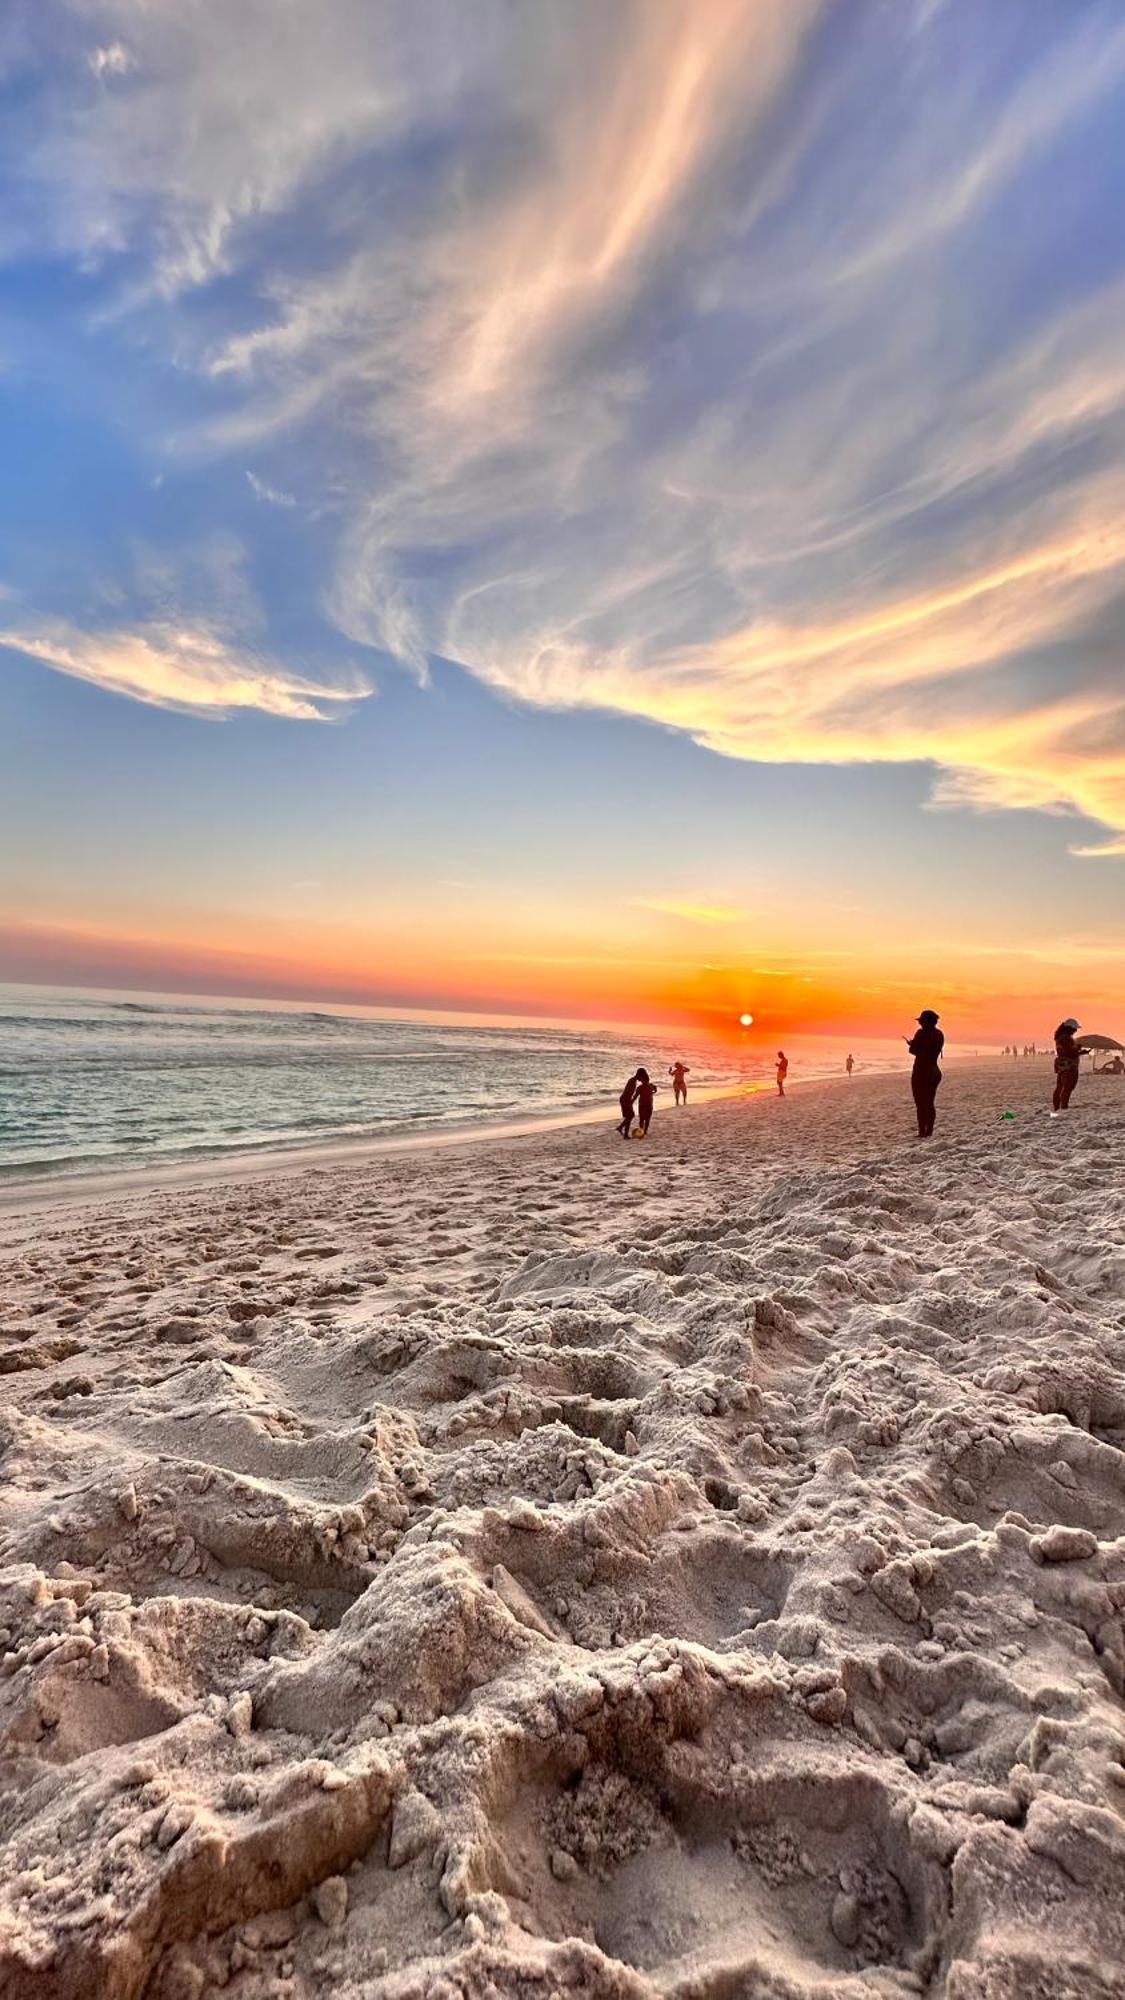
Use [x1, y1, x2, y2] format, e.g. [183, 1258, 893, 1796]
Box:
[1, 2, 1123, 1037]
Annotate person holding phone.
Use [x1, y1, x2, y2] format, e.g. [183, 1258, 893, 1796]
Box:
[906, 1010, 944, 1137]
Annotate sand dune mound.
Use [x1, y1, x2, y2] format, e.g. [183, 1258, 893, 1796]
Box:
[0, 1068, 1123, 1997]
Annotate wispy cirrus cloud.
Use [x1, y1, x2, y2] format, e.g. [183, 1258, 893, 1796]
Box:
[632, 899, 749, 927]
[4, 0, 1125, 853]
[245, 470, 296, 508]
[0, 621, 369, 720]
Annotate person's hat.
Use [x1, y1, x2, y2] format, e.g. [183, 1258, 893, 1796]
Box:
[1061, 1017, 1079, 1030]
[917, 1009, 939, 1024]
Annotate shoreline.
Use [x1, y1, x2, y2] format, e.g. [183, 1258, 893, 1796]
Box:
[0, 1067, 853, 1217]
[0, 1054, 1011, 1218]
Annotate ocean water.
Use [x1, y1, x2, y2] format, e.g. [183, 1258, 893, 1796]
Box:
[0, 984, 902, 1185]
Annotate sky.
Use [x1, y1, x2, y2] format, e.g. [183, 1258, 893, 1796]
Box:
[2, 0, 1124, 1040]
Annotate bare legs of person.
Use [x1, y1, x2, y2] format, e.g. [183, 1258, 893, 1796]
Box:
[1052, 1071, 1077, 1113]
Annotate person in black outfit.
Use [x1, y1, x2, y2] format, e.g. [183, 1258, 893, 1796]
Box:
[1051, 1018, 1087, 1114]
[634, 1067, 658, 1136]
[617, 1072, 638, 1139]
[907, 1009, 944, 1137]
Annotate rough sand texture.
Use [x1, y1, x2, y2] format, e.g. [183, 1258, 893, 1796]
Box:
[1, 1065, 1123, 2000]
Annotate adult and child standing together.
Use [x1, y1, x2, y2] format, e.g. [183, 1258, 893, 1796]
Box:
[616, 1061, 691, 1138]
[617, 1066, 660, 1138]
[616, 1013, 1094, 1143]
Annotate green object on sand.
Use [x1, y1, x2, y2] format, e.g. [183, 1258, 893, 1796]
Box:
[1000, 1110, 1015, 1120]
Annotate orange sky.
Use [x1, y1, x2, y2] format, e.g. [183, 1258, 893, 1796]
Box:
[4, 900, 1123, 1042]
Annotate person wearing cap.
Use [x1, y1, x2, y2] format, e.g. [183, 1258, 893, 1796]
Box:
[1051, 1018, 1089, 1114]
[906, 1009, 944, 1137]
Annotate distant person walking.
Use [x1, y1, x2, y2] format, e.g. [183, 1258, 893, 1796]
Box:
[634, 1067, 658, 1136]
[669, 1061, 690, 1106]
[907, 1009, 944, 1138]
[617, 1072, 638, 1140]
[1051, 1018, 1087, 1115]
[845, 1053, 854, 1077]
[775, 1050, 789, 1097]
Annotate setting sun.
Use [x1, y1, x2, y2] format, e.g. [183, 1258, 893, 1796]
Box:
[739, 1013, 754, 1027]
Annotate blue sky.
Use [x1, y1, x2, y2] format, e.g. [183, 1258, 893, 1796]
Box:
[1, 0, 1124, 1028]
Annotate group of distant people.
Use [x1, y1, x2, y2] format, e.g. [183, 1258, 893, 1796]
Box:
[615, 1014, 1103, 1145]
[1002, 1043, 1041, 1058]
[617, 1048, 790, 1138]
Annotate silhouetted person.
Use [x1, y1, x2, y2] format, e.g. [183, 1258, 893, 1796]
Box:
[668, 1061, 690, 1106]
[617, 1072, 638, 1139]
[775, 1050, 788, 1097]
[1051, 1018, 1087, 1114]
[907, 1009, 944, 1137]
[634, 1067, 657, 1136]
[845, 1053, 854, 1076]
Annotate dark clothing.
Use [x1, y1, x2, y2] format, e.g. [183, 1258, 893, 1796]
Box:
[911, 1068, 941, 1136]
[1053, 1029, 1081, 1110]
[617, 1081, 637, 1138]
[908, 1025, 944, 1136]
[908, 1025, 944, 1071]
[636, 1082, 657, 1134]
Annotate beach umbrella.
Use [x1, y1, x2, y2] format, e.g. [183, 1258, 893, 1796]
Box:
[1081, 1034, 1125, 1052]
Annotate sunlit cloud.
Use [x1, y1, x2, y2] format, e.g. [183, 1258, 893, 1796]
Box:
[89, 42, 135, 80]
[0, 621, 370, 721]
[1070, 836, 1125, 860]
[4, 0, 1125, 858]
[632, 899, 749, 926]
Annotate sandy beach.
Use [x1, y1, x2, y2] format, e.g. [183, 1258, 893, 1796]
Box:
[1, 1062, 1123, 1999]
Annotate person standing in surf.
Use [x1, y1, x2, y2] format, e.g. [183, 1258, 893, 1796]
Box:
[907, 1009, 944, 1137]
[775, 1050, 789, 1097]
[669, 1061, 690, 1106]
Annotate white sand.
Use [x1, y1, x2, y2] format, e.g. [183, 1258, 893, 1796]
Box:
[0, 1063, 1123, 1999]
